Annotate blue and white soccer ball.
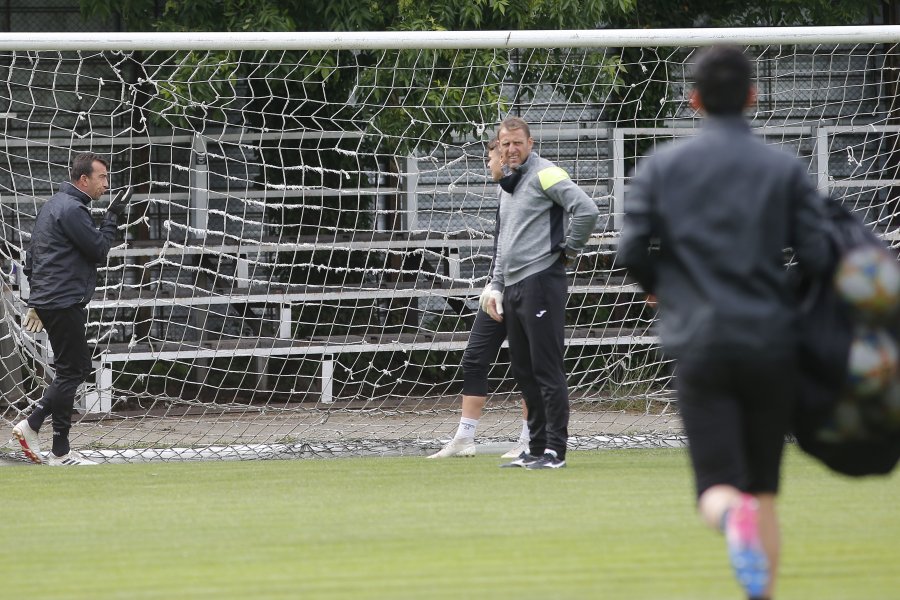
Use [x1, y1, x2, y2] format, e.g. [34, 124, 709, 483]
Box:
[846, 327, 899, 398]
[834, 246, 900, 322]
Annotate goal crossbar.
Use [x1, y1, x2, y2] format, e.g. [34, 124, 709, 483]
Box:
[0, 26, 895, 51]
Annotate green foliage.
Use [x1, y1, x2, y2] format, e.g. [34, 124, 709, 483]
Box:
[607, 0, 878, 28]
[604, 0, 880, 125]
[80, 0, 882, 138]
[395, 0, 635, 30]
[150, 51, 241, 129]
[80, 0, 633, 151]
[375, 0, 633, 151]
[720, 0, 879, 26]
[79, 0, 159, 25]
[354, 47, 509, 153]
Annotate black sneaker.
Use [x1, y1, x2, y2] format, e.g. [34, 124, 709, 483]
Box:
[500, 451, 541, 468]
[526, 451, 566, 469]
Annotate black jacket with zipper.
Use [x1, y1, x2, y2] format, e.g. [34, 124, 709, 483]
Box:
[24, 181, 117, 309]
[618, 116, 832, 360]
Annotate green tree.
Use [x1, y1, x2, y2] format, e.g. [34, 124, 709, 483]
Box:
[81, 0, 633, 149]
[607, 0, 879, 28]
[604, 0, 881, 124]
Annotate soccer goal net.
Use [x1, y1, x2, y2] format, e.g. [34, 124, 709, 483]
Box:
[1, 27, 898, 462]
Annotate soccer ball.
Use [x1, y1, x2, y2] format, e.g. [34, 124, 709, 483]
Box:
[846, 327, 899, 398]
[834, 245, 900, 321]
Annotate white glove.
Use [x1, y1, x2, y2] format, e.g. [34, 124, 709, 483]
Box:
[478, 286, 492, 310]
[22, 308, 43, 333]
[479, 288, 504, 316]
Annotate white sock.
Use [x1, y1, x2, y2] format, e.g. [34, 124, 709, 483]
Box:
[519, 419, 530, 443]
[455, 417, 478, 440]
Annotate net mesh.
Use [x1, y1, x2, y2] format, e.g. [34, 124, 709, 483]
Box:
[0, 38, 895, 461]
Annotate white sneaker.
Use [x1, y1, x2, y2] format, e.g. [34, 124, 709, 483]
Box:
[427, 438, 476, 459]
[47, 451, 98, 466]
[501, 442, 530, 459]
[12, 420, 42, 464]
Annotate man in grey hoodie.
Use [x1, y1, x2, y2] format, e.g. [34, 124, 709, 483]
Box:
[481, 116, 599, 469]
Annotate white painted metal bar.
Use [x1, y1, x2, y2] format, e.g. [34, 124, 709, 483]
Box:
[235, 256, 250, 282]
[445, 247, 461, 282]
[85, 362, 113, 413]
[0, 130, 362, 149]
[820, 125, 900, 134]
[0, 27, 896, 51]
[189, 134, 209, 239]
[279, 305, 292, 339]
[256, 355, 269, 391]
[85, 281, 643, 309]
[615, 125, 813, 136]
[0, 127, 601, 150]
[96, 332, 660, 363]
[612, 128, 625, 232]
[404, 156, 419, 232]
[96, 235, 545, 259]
[829, 179, 900, 187]
[321, 355, 335, 404]
[816, 127, 831, 192]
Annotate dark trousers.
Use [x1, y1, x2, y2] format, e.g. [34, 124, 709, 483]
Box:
[503, 261, 569, 459]
[461, 308, 506, 396]
[27, 305, 92, 456]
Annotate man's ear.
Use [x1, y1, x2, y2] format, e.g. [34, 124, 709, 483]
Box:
[689, 88, 702, 112]
[746, 85, 757, 108]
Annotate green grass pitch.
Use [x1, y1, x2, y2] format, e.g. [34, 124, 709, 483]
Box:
[2, 446, 898, 599]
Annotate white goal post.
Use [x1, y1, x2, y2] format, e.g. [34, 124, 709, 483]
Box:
[1, 26, 899, 462]
[1, 26, 899, 50]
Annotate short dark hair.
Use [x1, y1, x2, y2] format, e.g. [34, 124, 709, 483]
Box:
[692, 46, 753, 116]
[486, 137, 499, 151]
[69, 152, 108, 182]
[499, 116, 531, 139]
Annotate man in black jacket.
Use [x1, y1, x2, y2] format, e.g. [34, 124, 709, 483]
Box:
[618, 47, 831, 600]
[12, 152, 130, 466]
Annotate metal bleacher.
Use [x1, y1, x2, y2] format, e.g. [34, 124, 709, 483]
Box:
[1, 119, 650, 410]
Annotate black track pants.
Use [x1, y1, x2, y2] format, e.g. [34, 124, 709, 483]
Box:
[30, 306, 92, 454]
[502, 261, 569, 459]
